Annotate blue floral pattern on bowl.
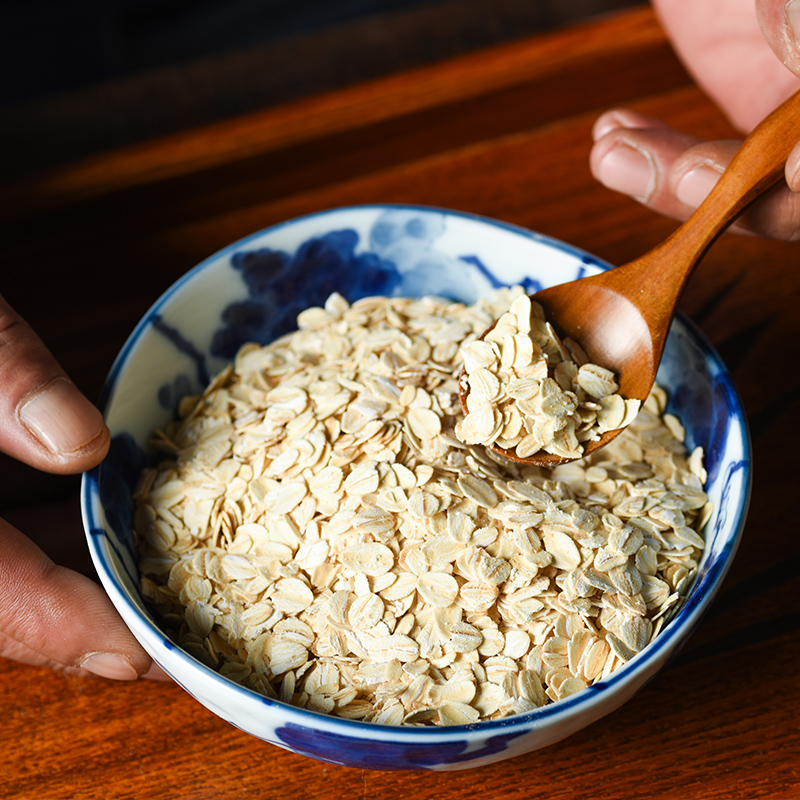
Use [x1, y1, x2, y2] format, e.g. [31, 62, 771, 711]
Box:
[82, 205, 751, 771]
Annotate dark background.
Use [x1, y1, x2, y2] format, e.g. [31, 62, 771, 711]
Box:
[0, 0, 643, 175]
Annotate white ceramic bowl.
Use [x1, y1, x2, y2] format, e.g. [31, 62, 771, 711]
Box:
[81, 205, 751, 771]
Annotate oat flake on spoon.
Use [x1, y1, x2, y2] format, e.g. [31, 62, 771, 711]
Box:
[456, 295, 640, 462]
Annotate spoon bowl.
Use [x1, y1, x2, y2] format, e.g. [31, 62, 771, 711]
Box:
[461, 87, 800, 467]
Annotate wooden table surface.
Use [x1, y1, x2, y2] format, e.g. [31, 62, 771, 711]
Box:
[1, 5, 799, 798]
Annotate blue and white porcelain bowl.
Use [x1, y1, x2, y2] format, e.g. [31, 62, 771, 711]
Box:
[81, 205, 751, 771]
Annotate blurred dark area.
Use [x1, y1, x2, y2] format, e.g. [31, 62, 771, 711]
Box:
[0, 0, 644, 176]
[1, 0, 442, 108]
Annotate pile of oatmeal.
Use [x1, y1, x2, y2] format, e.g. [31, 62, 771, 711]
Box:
[135, 288, 710, 726]
[456, 294, 640, 460]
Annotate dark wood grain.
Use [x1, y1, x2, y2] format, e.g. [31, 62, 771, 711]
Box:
[0, 6, 798, 799]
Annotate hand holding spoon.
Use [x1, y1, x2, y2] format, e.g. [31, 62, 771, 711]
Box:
[460, 88, 800, 467]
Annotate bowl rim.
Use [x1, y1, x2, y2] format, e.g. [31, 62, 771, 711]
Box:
[81, 203, 752, 740]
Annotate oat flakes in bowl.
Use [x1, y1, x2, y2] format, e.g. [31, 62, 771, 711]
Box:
[81, 205, 751, 770]
[134, 290, 709, 724]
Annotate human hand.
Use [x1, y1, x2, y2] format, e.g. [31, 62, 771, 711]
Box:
[590, 0, 800, 239]
[0, 294, 164, 680]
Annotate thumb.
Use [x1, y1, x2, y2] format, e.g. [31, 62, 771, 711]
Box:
[0, 517, 160, 679]
[758, 0, 800, 75]
[0, 293, 109, 474]
[754, 2, 800, 195]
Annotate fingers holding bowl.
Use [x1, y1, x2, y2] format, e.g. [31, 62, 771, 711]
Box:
[0, 517, 167, 680]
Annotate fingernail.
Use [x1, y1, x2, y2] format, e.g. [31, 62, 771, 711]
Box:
[80, 652, 139, 681]
[593, 112, 626, 142]
[596, 142, 655, 202]
[18, 378, 105, 456]
[676, 165, 721, 207]
[786, 0, 800, 47]
[787, 156, 800, 191]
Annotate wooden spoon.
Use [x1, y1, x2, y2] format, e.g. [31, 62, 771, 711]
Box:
[460, 88, 800, 467]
